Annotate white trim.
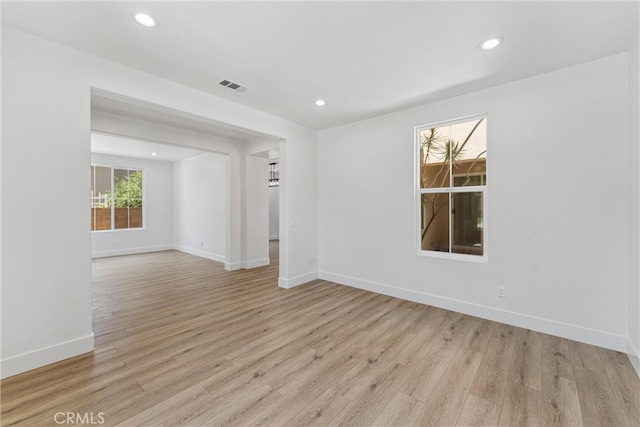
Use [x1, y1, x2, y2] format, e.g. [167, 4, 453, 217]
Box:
[628, 338, 640, 378]
[418, 185, 486, 194]
[318, 271, 629, 353]
[1, 333, 95, 379]
[278, 271, 318, 289]
[416, 112, 488, 130]
[225, 262, 243, 271]
[222, 259, 271, 270]
[174, 245, 226, 264]
[243, 258, 270, 269]
[91, 244, 173, 258]
[415, 114, 488, 263]
[417, 248, 487, 263]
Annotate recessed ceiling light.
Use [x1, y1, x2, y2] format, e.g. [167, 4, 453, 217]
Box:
[151, 152, 158, 156]
[315, 99, 326, 106]
[479, 37, 503, 50]
[134, 13, 157, 28]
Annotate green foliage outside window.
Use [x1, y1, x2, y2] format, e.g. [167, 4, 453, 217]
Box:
[113, 170, 143, 208]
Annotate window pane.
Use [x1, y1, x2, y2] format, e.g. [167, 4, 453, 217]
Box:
[129, 201, 143, 228]
[91, 166, 111, 205]
[91, 166, 111, 231]
[113, 169, 143, 229]
[114, 207, 130, 229]
[452, 119, 487, 187]
[92, 207, 112, 231]
[129, 170, 143, 202]
[420, 192, 450, 252]
[419, 125, 451, 188]
[114, 169, 128, 208]
[452, 191, 483, 255]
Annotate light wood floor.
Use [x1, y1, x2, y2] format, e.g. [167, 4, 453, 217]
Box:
[2, 242, 639, 426]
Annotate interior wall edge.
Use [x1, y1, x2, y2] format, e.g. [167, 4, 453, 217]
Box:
[278, 272, 319, 289]
[0, 333, 95, 380]
[628, 338, 640, 377]
[92, 244, 175, 259]
[173, 245, 226, 265]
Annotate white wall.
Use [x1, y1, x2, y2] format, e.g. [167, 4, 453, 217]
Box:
[2, 26, 95, 378]
[1, 26, 318, 378]
[628, 31, 640, 375]
[318, 53, 630, 352]
[174, 153, 228, 264]
[91, 153, 174, 258]
[269, 187, 280, 240]
[244, 156, 270, 268]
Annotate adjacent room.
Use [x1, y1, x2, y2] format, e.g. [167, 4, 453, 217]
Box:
[1, 1, 639, 426]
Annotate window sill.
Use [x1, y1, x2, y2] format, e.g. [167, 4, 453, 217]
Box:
[418, 249, 487, 263]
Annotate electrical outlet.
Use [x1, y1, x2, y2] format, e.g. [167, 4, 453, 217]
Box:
[200, 241, 204, 247]
[497, 286, 506, 298]
[340, 261, 347, 270]
[111, 240, 116, 247]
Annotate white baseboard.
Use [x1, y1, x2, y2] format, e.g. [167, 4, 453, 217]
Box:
[628, 338, 640, 377]
[318, 271, 629, 354]
[269, 235, 279, 240]
[225, 262, 242, 271]
[1, 333, 95, 379]
[92, 244, 173, 258]
[223, 259, 270, 270]
[278, 271, 318, 289]
[173, 245, 226, 264]
[243, 258, 270, 269]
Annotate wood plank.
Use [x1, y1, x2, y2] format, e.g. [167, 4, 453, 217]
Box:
[456, 394, 502, 427]
[508, 328, 542, 391]
[570, 340, 605, 372]
[416, 351, 483, 426]
[498, 382, 543, 426]
[541, 333, 575, 381]
[540, 374, 583, 427]
[469, 323, 517, 405]
[370, 391, 425, 427]
[603, 360, 640, 426]
[573, 365, 629, 427]
[1, 243, 637, 427]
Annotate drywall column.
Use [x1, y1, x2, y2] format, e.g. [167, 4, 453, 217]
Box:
[278, 133, 318, 288]
[226, 148, 244, 270]
[628, 31, 640, 375]
[244, 156, 270, 268]
[173, 153, 228, 263]
[1, 27, 94, 378]
[269, 184, 280, 240]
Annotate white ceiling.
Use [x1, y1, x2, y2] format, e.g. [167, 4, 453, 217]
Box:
[91, 132, 207, 162]
[91, 91, 274, 142]
[2, 1, 638, 130]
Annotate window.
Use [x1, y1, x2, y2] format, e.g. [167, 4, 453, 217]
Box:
[416, 114, 487, 261]
[91, 166, 144, 231]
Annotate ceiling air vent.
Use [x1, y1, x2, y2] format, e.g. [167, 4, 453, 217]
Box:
[218, 79, 251, 93]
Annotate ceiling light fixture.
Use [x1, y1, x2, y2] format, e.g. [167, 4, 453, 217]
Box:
[134, 13, 157, 28]
[315, 99, 326, 106]
[479, 36, 503, 50]
[151, 152, 158, 156]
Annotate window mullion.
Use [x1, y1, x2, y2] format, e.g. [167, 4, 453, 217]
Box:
[110, 167, 115, 230]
